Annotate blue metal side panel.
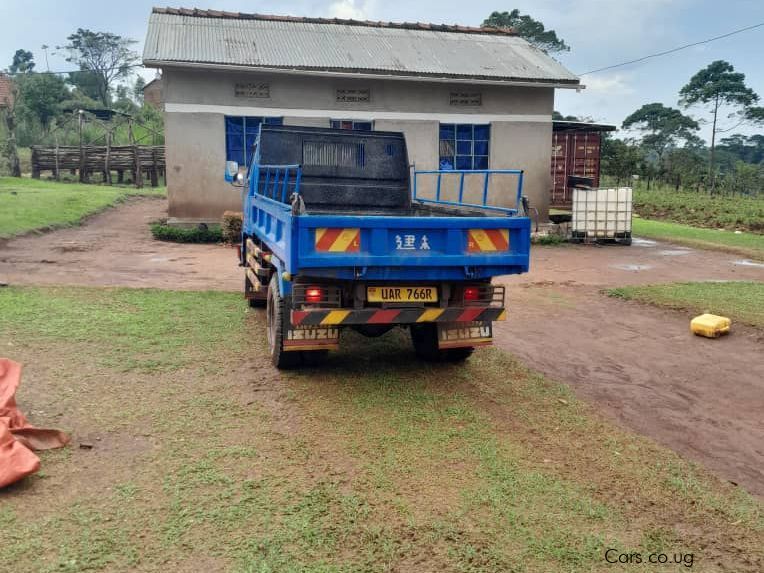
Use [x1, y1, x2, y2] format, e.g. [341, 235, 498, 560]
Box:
[243, 197, 293, 264]
[243, 195, 297, 294]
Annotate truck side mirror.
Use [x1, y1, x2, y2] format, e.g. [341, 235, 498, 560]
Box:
[225, 161, 239, 183]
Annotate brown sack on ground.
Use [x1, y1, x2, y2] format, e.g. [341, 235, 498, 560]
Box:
[0, 359, 70, 488]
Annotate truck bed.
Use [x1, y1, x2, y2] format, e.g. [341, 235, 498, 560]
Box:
[304, 202, 501, 218]
[242, 125, 531, 286]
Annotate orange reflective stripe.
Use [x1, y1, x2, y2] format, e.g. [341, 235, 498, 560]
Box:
[485, 229, 509, 250]
[315, 228, 360, 252]
[467, 229, 510, 252]
[315, 228, 342, 251]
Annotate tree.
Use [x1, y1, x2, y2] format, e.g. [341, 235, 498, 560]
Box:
[663, 147, 707, 191]
[482, 10, 569, 53]
[1, 82, 22, 176]
[9, 49, 35, 74]
[66, 70, 103, 103]
[61, 29, 139, 106]
[133, 76, 146, 104]
[717, 134, 764, 165]
[622, 103, 700, 164]
[718, 161, 764, 199]
[15, 73, 69, 131]
[679, 60, 761, 189]
[113, 84, 139, 115]
[601, 136, 643, 185]
[553, 111, 580, 121]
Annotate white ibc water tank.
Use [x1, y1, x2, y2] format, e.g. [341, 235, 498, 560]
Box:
[571, 187, 632, 239]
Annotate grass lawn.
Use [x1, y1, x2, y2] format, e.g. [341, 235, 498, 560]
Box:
[607, 281, 764, 329]
[632, 186, 764, 233]
[0, 286, 761, 572]
[0, 177, 165, 239]
[632, 217, 764, 260]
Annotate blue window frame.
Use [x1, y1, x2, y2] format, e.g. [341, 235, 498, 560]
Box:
[439, 124, 490, 170]
[225, 116, 283, 166]
[331, 119, 373, 131]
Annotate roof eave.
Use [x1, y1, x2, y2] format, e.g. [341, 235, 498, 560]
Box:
[142, 59, 582, 89]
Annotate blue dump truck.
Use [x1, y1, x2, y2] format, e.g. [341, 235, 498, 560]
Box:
[225, 125, 531, 368]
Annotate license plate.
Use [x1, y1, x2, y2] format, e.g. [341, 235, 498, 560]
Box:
[367, 286, 438, 303]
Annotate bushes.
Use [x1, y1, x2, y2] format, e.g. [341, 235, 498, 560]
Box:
[533, 233, 566, 245]
[150, 211, 242, 244]
[633, 186, 764, 233]
[221, 211, 242, 244]
[150, 222, 223, 243]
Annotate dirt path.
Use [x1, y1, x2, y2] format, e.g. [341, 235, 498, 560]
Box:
[0, 197, 240, 291]
[494, 241, 764, 495]
[1, 198, 763, 495]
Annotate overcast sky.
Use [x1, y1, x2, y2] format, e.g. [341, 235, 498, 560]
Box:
[2, 0, 763, 142]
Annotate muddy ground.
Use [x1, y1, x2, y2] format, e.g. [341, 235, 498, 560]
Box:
[1, 197, 762, 496]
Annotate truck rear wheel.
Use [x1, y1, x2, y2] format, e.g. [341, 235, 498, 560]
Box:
[410, 324, 474, 362]
[266, 275, 301, 369]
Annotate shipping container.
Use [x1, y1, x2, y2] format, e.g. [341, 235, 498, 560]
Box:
[550, 121, 616, 209]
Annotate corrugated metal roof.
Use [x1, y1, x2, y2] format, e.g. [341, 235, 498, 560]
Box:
[143, 10, 579, 86]
[553, 120, 616, 132]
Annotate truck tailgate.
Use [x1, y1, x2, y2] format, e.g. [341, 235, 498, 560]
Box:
[294, 214, 530, 280]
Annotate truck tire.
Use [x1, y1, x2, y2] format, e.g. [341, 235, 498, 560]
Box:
[410, 324, 474, 362]
[266, 275, 301, 369]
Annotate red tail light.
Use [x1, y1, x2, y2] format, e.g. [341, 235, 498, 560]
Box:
[305, 286, 324, 303]
[464, 286, 480, 301]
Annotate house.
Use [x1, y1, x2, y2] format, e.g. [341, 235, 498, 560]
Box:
[0, 74, 14, 109]
[142, 7, 581, 224]
[143, 77, 163, 109]
[550, 120, 616, 208]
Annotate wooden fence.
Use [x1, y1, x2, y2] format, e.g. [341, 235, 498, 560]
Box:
[30, 145, 166, 187]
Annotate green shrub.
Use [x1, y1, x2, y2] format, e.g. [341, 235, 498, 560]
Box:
[221, 211, 243, 244]
[150, 222, 222, 243]
[533, 233, 566, 245]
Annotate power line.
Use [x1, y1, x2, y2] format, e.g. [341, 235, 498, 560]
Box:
[3, 64, 144, 76]
[579, 21, 764, 76]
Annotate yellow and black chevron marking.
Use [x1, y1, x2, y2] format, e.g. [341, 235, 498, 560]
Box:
[467, 229, 510, 252]
[291, 307, 506, 326]
[315, 228, 361, 252]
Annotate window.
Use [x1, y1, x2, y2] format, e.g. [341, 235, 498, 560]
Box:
[438, 124, 490, 170]
[225, 116, 283, 166]
[330, 119, 373, 131]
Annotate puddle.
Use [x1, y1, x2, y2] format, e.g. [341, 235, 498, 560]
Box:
[733, 259, 764, 268]
[631, 238, 657, 247]
[611, 263, 653, 271]
[659, 249, 691, 256]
